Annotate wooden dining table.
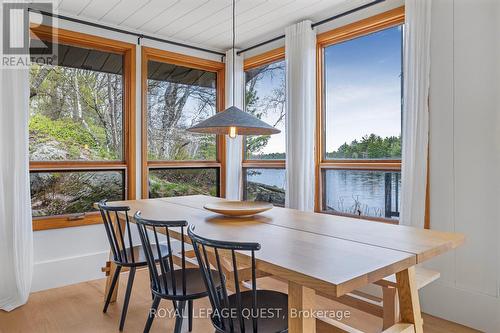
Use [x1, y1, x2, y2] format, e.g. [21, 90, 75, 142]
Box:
[100, 195, 464, 333]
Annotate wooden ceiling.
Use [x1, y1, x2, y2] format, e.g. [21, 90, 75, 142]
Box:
[52, 0, 372, 51]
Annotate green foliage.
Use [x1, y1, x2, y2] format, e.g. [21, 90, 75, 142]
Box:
[196, 135, 217, 160]
[29, 114, 118, 160]
[326, 134, 401, 159]
[245, 135, 270, 158]
[30, 114, 95, 147]
[246, 150, 285, 160]
[149, 169, 218, 198]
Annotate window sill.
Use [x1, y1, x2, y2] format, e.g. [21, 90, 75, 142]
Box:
[317, 209, 399, 225]
[32, 212, 102, 231]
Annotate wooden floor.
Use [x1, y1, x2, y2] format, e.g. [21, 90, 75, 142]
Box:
[0, 269, 480, 333]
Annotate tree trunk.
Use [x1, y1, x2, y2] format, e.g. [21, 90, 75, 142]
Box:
[158, 83, 190, 158]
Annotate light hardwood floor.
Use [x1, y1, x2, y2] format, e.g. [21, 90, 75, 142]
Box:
[0, 269, 480, 333]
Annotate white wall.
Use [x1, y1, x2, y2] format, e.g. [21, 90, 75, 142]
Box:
[32, 225, 108, 291]
[31, 16, 223, 292]
[421, 0, 500, 332]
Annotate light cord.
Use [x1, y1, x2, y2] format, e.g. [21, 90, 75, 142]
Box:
[232, 0, 235, 107]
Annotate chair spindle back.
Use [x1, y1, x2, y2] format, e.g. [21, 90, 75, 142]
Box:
[134, 211, 189, 298]
[188, 226, 261, 333]
[98, 200, 136, 265]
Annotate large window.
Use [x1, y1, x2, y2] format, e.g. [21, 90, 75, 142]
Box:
[317, 8, 404, 222]
[242, 49, 286, 206]
[29, 26, 135, 230]
[143, 48, 224, 198]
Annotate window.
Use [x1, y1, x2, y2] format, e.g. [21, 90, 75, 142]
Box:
[242, 168, 285, 207]
[149, 168, 219, 198]
[322, 169, 400, 219]
[29, 26, 135, 230]
[242, 48, 286, 206]
[317, 8, 404, 222]
[142, 48, 225, 198]
[30, 171, 125, 217]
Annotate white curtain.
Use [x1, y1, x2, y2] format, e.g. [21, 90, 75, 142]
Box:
[0, 4, 34, 311]
[224, 49, 244, 200]
[400, 0, 432, 227]
[285, 21, 316, 211]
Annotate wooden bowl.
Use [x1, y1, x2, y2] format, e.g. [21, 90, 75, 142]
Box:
[203, 201, 273, 217]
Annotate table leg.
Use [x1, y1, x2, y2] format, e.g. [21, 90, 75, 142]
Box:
[382, 286, 400, 330]
[396, 267, 423, 333]
[288, 281, 316, 333]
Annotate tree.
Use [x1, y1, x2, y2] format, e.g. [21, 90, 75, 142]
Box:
[244, 61, 285, 158]
[326, 134, 401, 159]
[146, 78, 217, 161]
[29, 64, 124, 160]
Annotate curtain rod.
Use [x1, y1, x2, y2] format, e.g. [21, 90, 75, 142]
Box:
[27, 8, 227, 58]
[236, 0, 386, 55]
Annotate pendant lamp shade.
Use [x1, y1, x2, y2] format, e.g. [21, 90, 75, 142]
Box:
[186, 0, 280, 138]
[187, 106, 280, 136]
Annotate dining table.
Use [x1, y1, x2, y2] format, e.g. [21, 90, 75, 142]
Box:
[99, 195, 464, 333]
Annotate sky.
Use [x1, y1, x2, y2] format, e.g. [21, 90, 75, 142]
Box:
[249, 24, 402, 155]
[324, 25, 403, 153]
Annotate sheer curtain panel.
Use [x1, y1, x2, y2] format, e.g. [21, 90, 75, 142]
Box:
[400, 0, 432, 227]
[0, 3, 34, 311]
[284, 20, 316, 211]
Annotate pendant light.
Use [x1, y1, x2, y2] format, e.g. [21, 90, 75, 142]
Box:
[187, 0, 280, 139]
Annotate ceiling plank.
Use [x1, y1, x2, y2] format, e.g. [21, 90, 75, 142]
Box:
[78, 0, 121, 19]
[99, 0, 153, 25]
[57, 0, 93, 15]
[120, 0, 180, 29]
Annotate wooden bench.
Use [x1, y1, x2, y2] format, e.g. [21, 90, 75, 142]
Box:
[237, 266, 438, 331]
[317, 267, 440, 331]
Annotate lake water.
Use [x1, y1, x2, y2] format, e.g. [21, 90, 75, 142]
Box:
[246, 168, 401, 219]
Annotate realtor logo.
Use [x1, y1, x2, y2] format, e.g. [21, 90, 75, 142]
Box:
[2, 1, 56, 68]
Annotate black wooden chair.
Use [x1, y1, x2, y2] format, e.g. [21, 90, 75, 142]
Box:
[134, 212, 222, 333]
[98, 200, 170, 331]
[188, 226, 288, 333]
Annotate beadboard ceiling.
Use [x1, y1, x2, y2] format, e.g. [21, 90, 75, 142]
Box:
[52, 0, 372, 52]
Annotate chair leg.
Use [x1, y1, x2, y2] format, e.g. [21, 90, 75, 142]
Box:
[119, 267, 136, 331]
[173, 300, 186, 333]
[144, 295, 161, 333]
[103, 265, 122, 313]
[188, 300, 193, 332]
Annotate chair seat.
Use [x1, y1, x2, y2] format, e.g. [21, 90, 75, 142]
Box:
[215, 290, 288, 333]
[155, 268, 221, 300]
[117, 244, 169, 267]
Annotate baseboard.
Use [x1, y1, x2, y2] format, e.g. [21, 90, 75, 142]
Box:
[31, 251, 109, 292]
[420, 281, 500, 332]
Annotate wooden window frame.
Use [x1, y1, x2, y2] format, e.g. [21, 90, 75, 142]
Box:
[29, 25, 136, 231]
[242, 47, 286, 170]
[315, 7, 405, 224]
[141, 47, 226, 199]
